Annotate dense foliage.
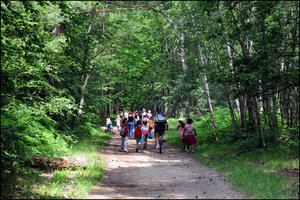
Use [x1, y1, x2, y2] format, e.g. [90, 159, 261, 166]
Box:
[1, 1, 299, 174]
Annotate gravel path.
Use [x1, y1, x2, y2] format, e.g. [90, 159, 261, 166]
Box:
[87, 127, 246, 199]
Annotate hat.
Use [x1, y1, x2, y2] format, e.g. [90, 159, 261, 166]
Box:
[178, 118, 183, 122]
[148, 110, 151, 113]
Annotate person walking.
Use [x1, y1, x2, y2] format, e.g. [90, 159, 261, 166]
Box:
[124, 110, 129, 121]
[147, 110, 152, 119]
[177, 118, 186, 151]
[106, 115, 112, 131]
[127, 114, 134, 139]
[154, 106, 168, 150]
[148, 117, 154, 138]
[141, 120, 149, 149]
[184, 118, 197, 153]
[115, 115, 121, 131]
[134, 111, 139, 125]
[120, 118, 129, 152]
[135, 120, 144, 153]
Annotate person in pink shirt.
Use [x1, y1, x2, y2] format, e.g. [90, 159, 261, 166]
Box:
[184, 118, 197, 153]
[176, 118, 186, 151]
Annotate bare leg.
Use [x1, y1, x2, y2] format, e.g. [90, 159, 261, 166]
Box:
[136, 142, 139, 152]
[144, 138, 147, 149]
[180, 139, 184, 149]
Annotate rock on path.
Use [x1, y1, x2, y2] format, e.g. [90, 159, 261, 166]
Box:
[87, 127, 246, 199]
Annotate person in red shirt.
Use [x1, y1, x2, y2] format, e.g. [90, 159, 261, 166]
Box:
[120, 118, 130, 152]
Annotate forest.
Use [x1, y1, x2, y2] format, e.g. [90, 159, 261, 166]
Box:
[1, 1, 299, 199]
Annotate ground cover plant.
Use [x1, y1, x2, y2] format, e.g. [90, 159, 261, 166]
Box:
[1, 123, 112, 199]
[166, 108, 299, 199]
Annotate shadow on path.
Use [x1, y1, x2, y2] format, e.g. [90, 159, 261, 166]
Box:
[87, 126, 246, 199]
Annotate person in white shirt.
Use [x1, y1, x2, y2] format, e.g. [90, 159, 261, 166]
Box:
[142, 108, 147, 118]
[106, 115, 112, 130]
[124, 110, 129, 121]
[147, 110, 152, 119]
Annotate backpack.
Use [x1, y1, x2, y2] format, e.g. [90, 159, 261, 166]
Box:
[135, 125, 142, 138]
[155, 114, 167, 123]
[149, 120, 154, 128]
[120, 125, 127, 137]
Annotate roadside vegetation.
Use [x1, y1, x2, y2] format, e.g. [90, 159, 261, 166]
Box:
[1, 123, 112, 199]
[166, 107, 299, 199]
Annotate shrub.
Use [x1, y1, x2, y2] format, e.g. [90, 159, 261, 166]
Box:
[1, 103, 73, 170]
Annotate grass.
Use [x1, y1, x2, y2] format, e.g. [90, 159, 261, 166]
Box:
[166, 118, 299, 199]
[1, 124, 112, 199]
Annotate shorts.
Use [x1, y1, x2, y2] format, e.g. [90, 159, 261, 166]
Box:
[136, 136, 144, 144]
[155, 124, 165, 131]
[155, 126, 165, 135]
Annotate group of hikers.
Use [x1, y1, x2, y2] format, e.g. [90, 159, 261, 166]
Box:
[105, 106, 197, 153]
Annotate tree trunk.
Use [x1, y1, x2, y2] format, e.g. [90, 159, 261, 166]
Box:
[184, 100, 190, 120]
[253, 97, 265, 147]
[76, 5, 97, 120]
[159, 7, 190, 120]
[295, 87, 299, 128]
[246, 94, 256, 133]
[178, 15, 190, 120]
[164, 87, 169, 116]
[238, 97, 247, 132]
[187, 4, 217, 141]
[279, 92, 285, 125]
[271, 94, 279, 140]
[31, 154, 87, 170]
[78, 74, 91, 116]
[235, 98, 241, 123]
[224, 86, 237, 133]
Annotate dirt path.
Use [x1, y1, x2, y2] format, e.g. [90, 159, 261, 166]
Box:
[87, 127, 246, 199]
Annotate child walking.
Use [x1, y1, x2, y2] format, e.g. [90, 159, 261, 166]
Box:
[115, 115, 121, 131]
[141, 120, 149, 149]
[120, 118, 129, 152]
[106, 115, 112, 130]
[134, 120, 144, 153]
[148, 117, 154, 140]
[176, 118, 186, 151]
[184, 118, 197, 153]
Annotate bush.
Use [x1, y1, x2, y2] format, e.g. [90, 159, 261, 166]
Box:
[1, 103, 73, 170]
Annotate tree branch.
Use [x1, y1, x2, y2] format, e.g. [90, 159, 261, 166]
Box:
[79, 2, 163, 14]
[158, 5, 178, 30]
[102, 1, 162, 8]
[79, 7, 153, 14]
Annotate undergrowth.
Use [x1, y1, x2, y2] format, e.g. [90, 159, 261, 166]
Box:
[1, 122, 112, 199]
[166, 108, 299, 199]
